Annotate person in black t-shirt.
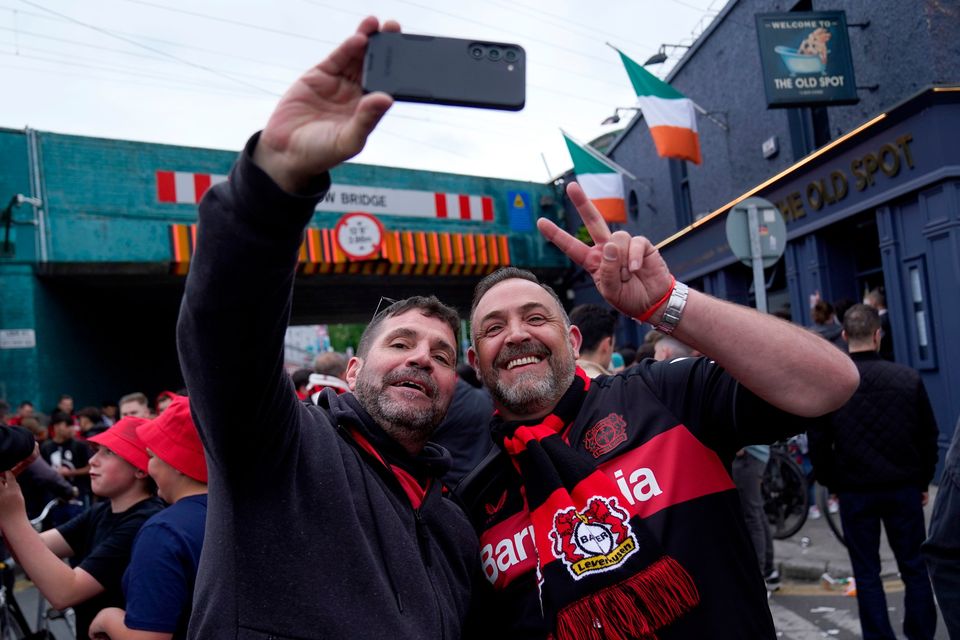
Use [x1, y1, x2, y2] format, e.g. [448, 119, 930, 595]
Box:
[40, 411, 92, 507]
[0, 417, 163, 640]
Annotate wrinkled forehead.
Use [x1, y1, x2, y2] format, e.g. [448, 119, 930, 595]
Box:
[375, 309, 456, 347]
[472, 278, 564, 325]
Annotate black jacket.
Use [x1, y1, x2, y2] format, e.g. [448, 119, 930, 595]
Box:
[178, 135, 477, 639]
[809, 351, 939, 492]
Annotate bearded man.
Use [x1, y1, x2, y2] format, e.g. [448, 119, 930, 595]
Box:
[177, 18, 476, 639]
[456, 184, 860, 640]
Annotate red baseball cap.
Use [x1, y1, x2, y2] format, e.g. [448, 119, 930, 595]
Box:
[136, 395, 207, 483]
[88, 417, 150, 472]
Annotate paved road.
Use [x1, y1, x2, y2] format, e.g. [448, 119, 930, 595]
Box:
[13, 577, 950, 639]
[770, 578, 949, 639]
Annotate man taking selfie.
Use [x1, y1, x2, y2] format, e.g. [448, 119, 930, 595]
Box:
[177, 18, 475, 639]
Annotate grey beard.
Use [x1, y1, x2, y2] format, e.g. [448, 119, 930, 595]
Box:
[486, 353, 575, 418]
[353, 374, 446, 449]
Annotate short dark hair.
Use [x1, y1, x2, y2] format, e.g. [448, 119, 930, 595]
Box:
[811, 300, 835, 325]
[842, 303, 881, 342]
[291, 368, 312, 390]
[77, 406, 102, 423]
[19, 401, 34, 409]
[357, 296, 460, 359]
[50, 410, 71, 426]
[470, 267, 569, 328]
[569, 304, 618, 352]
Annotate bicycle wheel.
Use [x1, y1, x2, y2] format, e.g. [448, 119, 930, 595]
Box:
[762, 450, 810, 539]
[818, 485, 846, 547]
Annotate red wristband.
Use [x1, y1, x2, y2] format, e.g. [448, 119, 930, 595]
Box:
[636, 276, 676, 323]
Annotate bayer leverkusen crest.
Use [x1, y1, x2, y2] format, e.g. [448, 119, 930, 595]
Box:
[550, 496, 638, 580]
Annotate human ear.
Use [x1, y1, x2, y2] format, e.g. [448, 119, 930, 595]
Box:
[568, 325, 583, 359]
[467, 347, 487, 381]
[345, 356, 363, 391]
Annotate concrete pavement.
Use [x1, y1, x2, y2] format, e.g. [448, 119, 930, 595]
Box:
[773, 484, 939, 582]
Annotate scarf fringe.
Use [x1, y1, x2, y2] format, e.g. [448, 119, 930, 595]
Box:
[554, 556, 700, 640]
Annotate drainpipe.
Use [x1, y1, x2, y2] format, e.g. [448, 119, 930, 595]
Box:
[25, 127, 49, 263]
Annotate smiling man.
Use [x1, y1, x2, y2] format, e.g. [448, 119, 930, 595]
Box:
[176, 18, 476, 639]
[457, 185, 860, 640]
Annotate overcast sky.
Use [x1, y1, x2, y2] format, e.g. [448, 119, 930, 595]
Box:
[0, 0, 725, 181]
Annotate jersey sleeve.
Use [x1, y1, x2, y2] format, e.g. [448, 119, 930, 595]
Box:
[641, 356, 819, 460]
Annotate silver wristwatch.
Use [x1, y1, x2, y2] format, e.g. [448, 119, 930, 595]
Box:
[653, 281, 688, 335]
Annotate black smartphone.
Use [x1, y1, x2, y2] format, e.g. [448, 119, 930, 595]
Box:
[362, 32, 525, 111]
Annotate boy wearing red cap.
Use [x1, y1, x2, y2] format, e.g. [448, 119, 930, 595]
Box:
[0, 418, 164, 640]
[89, 395, 207, 640]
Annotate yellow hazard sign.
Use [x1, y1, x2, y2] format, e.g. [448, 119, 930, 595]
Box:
[513, 193, 526, 208]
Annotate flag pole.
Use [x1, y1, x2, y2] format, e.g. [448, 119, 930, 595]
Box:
[608, 42, 728, 132]
[560, 128, 637, 181]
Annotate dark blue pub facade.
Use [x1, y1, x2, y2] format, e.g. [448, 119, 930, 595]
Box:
[659, 88, 960, 465]
[562, 0, 960, 466]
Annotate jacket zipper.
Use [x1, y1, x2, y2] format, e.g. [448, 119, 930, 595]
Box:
[415, 507, 446, 640]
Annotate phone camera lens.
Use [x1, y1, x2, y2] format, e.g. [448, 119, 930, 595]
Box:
[488, 47, 501, 61]
[504, 49, 518, 62]
[470, 46, 484, 59]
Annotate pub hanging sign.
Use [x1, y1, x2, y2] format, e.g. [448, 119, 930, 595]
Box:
[755, 11, 859, 108]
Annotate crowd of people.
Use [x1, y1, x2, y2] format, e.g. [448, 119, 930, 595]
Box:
[1, 16, 958, 640]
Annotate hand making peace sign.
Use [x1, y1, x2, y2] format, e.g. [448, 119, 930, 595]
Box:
[537, 182, 675, 321]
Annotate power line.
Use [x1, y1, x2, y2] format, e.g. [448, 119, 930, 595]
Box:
[117, 0, 339, 44]
[300, 0, 630, 91]
[0, 54, 267, 99]
[0, 48, 268, 96]
[0, 27, 292, 87]
[0, 5, 305, 73]
[18, 0, 278, 95]
[485, 0, 655, 52]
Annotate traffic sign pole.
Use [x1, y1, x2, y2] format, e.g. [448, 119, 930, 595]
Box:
[747, 204, 768, 313]
[726, 197, 784, 314]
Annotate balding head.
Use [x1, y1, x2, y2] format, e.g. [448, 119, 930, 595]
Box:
[654, 336, 693, 362]
[314, 352, 348, 379]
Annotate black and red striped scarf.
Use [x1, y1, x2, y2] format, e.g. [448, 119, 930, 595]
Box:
[491, 368, 699, 640]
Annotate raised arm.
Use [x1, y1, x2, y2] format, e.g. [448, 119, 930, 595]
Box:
[0, 472, 103, 610]
[176, 17, 396, 465]
[538, 182, 859, 417]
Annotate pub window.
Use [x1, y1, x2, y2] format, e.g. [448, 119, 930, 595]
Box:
[669, 159, 693, 229]
[628, 189, 640, 221]
[905, 259, 935, 369]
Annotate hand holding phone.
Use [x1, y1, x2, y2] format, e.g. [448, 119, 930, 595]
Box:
[363, 32, 526, 111]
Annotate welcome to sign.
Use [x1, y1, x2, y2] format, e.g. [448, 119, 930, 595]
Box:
[755, 11, 859, 108]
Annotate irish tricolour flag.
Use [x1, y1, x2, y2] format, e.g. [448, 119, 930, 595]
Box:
[617, 49, 702, 165]
[561, 131, 627, 223]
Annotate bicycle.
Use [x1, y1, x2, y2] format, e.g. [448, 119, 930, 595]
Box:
[0, 499, 77, 640]
[818, 484, 846, 547]
[762, 442, 809, 539]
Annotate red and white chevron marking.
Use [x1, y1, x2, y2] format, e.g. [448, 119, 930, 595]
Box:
[156, 171, 227, 204]
[157, 171, 494, 222]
